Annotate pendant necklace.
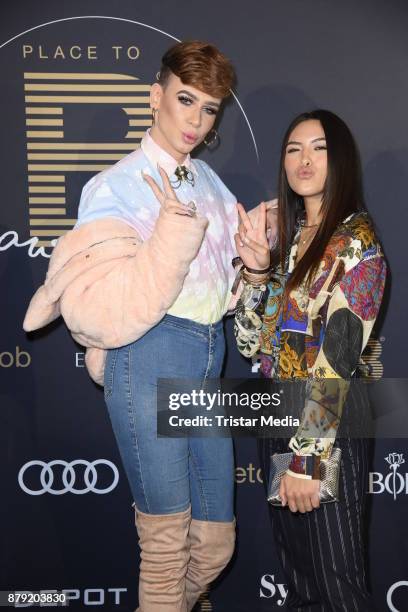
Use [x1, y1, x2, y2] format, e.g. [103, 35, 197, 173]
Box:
[300, 223, 319, 245]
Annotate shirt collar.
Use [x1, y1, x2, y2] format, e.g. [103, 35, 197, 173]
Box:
[140, 129, 197, 177]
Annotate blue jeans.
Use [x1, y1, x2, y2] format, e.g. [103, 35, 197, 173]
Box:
[104, 314, 234, 521]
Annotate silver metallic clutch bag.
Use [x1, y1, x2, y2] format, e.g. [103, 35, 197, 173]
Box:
[267, 448, 342, 506]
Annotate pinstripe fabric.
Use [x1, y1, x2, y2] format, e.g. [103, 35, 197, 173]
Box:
[259, 437, 374, 611]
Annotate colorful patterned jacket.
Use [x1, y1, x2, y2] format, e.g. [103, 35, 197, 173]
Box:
[234, 211, 387, 465]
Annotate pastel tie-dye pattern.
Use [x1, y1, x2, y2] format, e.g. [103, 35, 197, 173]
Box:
[76, 130, 238, 324]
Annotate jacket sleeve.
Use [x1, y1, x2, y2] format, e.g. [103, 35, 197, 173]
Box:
[233, 281, 267, 357]
[288, 250, 387, 461]
[24, 208, 208, 352]
[62, 208, 208, 349]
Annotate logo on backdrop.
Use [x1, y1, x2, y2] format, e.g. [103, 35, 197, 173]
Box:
[13, 588, 127, 608]
[0, 346, 31, 367]
[0, 16, 257, 260]
[22, 69, 151, 252]
[235, 462, 263, 484]
[75, 351, 85, 367]
[18, 459, 119, 495]
[368, 453, 407, 500]
[259, 574, 288, 606]
[387, 581, 408, 612]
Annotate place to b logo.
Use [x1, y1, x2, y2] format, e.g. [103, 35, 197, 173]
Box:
[1, 16, 257, 260]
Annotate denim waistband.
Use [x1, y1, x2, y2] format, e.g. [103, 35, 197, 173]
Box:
[161, 313, 223, 334]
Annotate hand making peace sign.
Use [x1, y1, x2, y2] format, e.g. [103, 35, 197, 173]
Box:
[234, 202, 271, 271]
[142, 165, 196, 217]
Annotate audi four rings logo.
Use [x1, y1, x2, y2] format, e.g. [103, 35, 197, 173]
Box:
[18, 460, 119, 495]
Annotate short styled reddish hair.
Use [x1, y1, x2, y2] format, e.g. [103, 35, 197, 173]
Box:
[158, 40, 235, 99]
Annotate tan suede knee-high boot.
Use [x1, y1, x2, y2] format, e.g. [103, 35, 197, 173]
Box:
[185, 518, 236, 611]
[135, 505, 191, 612]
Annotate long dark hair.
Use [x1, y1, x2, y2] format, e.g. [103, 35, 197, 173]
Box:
[275, 109, 365, 291]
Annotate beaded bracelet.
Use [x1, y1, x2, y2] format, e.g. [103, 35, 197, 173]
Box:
[241, 266, 272, 287]
[244, 264, 271, 274]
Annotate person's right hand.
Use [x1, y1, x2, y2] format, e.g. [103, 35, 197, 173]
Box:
[142, 165, 196, 217]
[234, 202, 270, 270]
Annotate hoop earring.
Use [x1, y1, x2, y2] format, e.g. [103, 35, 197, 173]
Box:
[203, 128, 219, 149]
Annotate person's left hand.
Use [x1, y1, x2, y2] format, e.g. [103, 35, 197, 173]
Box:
[234, 202, 270, 270]
[279, 472, 320, 513]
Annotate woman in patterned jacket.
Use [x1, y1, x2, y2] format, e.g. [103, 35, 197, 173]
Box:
[234, 110, 386, 610]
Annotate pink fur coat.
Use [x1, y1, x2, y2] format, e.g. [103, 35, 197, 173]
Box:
[23, 208, 208, 385]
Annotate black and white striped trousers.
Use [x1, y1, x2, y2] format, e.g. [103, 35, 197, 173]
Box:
[259, 438, 374, 612]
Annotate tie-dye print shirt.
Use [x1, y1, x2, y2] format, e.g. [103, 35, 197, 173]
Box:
[234, 212, 387, 457]
[76, 129, 238, 324]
